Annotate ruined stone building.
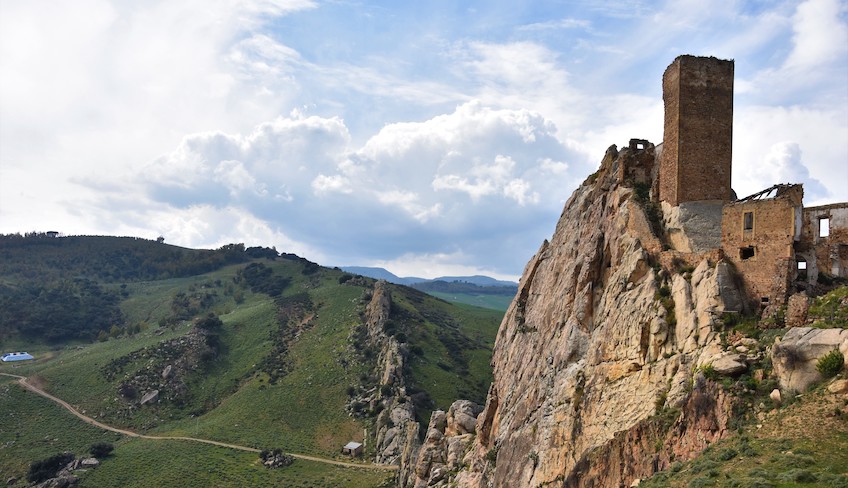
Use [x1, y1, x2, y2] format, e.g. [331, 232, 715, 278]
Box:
[641, 55, 847, 314]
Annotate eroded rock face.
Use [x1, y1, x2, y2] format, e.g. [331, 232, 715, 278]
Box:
[402, 146, 746, 487]
[409, 402, 482, 488]
[772, 327, 848, 392]
[362, 282, 421, 468]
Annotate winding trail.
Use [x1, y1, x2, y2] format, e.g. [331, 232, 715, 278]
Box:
[0, 372, 396, 471]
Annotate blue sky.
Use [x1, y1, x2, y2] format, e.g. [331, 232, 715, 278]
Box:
[1, 0, 846, 280]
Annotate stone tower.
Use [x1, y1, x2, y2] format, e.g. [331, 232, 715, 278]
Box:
[659, 55, 734, 206]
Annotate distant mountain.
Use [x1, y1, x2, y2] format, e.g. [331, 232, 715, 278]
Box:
[340, 266, 517, 287]
[433, 275, 518, 287]
[340, 266, 425, 285]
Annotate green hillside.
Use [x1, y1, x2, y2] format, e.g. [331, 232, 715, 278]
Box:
[0, 235, 501, 487]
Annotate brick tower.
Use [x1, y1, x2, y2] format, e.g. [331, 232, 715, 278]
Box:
[659, 55, 734, 206]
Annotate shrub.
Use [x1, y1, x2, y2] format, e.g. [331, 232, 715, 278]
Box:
[816, 349, 844, 378]
[28, 452, 75, 483]
[89, 442, 115, 458]
[485, 445, 499, 463]
[700, 364, 719, 381]
[717, 447, 738, 461]
[688, 477, 715, 488]
[777, 469, 817, 483]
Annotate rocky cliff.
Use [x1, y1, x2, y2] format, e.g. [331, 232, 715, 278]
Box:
[353, 281, 420, 468]
[404, 144, 750, 487]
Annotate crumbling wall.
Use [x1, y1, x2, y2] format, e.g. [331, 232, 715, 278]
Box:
[658, 55, 734, 206]
[618, 139, 656, 187]
[720, 185, 803, 310]
[797, 204, 848, 283]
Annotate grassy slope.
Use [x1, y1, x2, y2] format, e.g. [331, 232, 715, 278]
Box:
[0, 376, 392, 488]
[640, 381, 848, 488]
[424, 291, 513, 312]
[78, 440, 393, 488]
[0, 377, 122, 480]
[389, 287, 501, 424]
[157, 275, 369, 457]
[0, 251, 500, 485]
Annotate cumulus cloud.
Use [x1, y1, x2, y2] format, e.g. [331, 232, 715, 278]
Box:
[733, 105, 847, 205]
[126, 101, 586, 275]
[738, 142, 829, 201]
[143, 113, 350, 204]
[784, 0, 848, 71]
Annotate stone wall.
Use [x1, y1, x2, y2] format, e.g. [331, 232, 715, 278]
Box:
[720, 185, 803, 309]
[796, 204, 848, 283]
[658, 55, 734, 206]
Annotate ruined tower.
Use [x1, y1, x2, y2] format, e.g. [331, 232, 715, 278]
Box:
[659, 55, 734, 206]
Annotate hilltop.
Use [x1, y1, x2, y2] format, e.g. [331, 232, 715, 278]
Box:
[397, 55, 848, 488]
[0, 234, 502, 487]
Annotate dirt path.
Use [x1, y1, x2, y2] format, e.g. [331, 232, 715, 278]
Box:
[0, 372, 396, 471]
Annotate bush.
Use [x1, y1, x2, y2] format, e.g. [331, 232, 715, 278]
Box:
[89, 442, 115, 458]
[717, 447, 738, 461]
[816, 349, 844, 378]
[485, 445, 499, 463]
[27, 452, 75, 483]
[777, 469, 817, 483]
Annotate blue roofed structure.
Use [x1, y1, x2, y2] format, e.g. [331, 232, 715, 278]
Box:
[1, 352, 34, 362]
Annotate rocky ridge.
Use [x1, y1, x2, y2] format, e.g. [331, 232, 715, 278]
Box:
[346, 281, 420, 469]
[402, 144, 755, 487]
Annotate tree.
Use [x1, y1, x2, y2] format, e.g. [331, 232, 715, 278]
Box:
[89, 442, 115, 458]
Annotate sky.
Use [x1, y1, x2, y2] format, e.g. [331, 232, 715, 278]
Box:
[1, 0, 847, 281]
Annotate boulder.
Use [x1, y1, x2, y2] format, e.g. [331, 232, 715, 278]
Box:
[445, 400, 483, 436]
[828, 379, 848, 395]
[772, 327, 848, 392]
[769, 389, 781, 405]
[709, 353, 747, 376]
[140, 389, 160, 405]
[162, 365, 173, 379]
[430, 410, 447, 433]
[80, 457, 100, 468]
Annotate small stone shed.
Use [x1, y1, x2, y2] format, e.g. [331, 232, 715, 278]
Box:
[342, 441, 363, 457]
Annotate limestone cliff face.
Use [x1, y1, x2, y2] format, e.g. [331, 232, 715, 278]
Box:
[362, 281, 420, 468]
[405, 145, 745, 487]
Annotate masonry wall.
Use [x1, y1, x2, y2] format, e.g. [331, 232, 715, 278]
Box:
[659, 55, 734, 206]
[796, 204, 848, 282]
[721, 188, 802, 308]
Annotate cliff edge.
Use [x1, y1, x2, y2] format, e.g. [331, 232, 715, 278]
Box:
[404, 143, 748, 487]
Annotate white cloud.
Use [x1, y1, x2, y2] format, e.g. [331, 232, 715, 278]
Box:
[785, 0, 848, 71]
[733, 105, 846, 205]
[312, 174, 352, 194]
[738, 142, 829, 201]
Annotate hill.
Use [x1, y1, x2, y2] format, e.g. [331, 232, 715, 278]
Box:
[340, 267, 517, 288]
[0, 235, 502, 487]
[341, 267, 518, 312]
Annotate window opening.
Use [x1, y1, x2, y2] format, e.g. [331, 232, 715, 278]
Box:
[797, 259, 807, 280]
[740, 246, 755, 260]
[743, 212, 754, 231]
[819, 217, 830, 238]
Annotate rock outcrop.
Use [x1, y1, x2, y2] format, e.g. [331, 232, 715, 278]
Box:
[772, 327, 848, 392]
[402, 144, 747, 487]
[354, 281, 420, 469]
